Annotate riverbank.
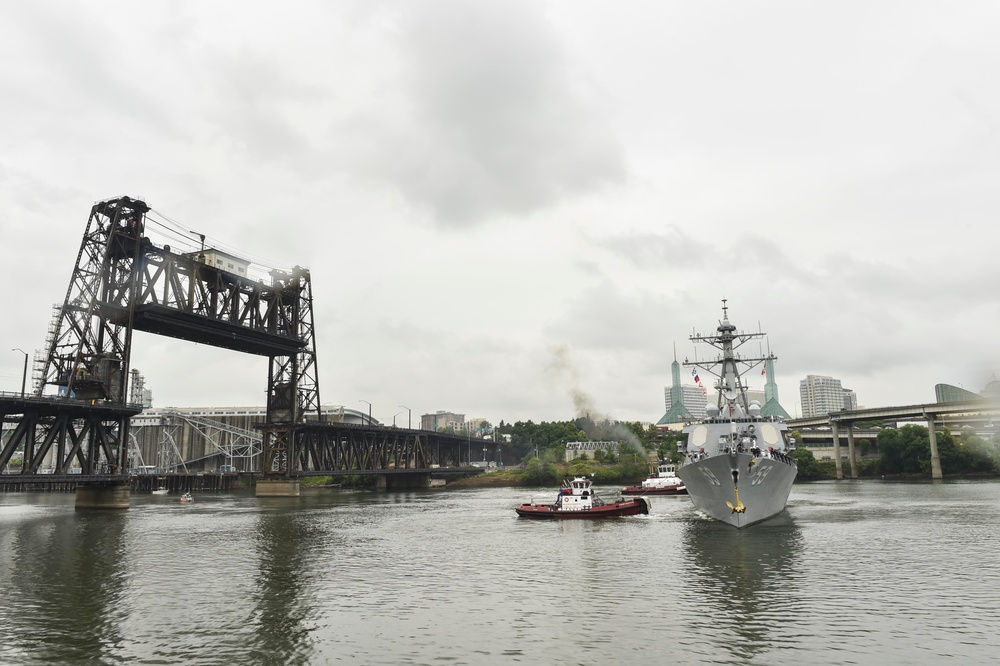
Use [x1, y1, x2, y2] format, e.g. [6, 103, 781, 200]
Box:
[448, 459, 651, 488]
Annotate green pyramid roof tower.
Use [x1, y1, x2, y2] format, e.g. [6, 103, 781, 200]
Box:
[657, 347, 693, 425]
[758, 356, 790, 419]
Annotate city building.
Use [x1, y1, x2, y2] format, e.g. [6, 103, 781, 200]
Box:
[935, 380, 999, 402]
[799, 374, 856, 417]
[465, 417, 494, 437]
[421, 410, 465, 432]
[843, 387, 858, 411]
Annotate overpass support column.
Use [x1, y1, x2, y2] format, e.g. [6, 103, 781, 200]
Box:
[831, 421, 843, 480]
[847, 424, 858, 478]
[926, 415, 943, 480]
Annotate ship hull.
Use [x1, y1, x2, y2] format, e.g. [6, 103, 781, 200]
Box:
[677, 453, 796, 528]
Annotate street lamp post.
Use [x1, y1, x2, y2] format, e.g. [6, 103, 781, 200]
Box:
[11, 348, 28, 397]
[188, 230, 206, 263]
[359, 400, 372, 426]
[398, 405, 411, 430]
[393, 411, 403, 427]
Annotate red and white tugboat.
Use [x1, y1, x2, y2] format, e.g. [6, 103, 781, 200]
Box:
[621, 461, 687, 496]
[515, 476, 649, 519]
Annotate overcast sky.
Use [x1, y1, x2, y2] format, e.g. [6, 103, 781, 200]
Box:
[2, 1, 998, 425]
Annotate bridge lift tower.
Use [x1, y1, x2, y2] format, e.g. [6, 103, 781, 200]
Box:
[0, 195, 321, 505]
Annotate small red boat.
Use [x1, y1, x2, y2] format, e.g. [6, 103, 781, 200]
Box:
[622, 462, 687, 496]
[515, 476, 649, 519]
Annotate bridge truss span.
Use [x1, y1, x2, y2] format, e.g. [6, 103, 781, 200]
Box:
[287, 424, 473, 475]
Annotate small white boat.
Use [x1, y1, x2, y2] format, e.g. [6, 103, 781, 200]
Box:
[151, 487, 169, 495]
[179, 492, 193, 503]
[622, 461, 687, 495]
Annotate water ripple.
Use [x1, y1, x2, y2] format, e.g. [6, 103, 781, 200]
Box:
[1, 481, 999, 664]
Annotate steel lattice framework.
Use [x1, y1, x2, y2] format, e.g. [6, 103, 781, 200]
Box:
[294, 425, 473, 473]
[260, 267, 320, 476]
[0, 402, 131, 475]
[3, 195, 320, 480]
[40, 196, 149, 403]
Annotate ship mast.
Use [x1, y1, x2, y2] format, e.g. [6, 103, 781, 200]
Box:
[684, 299, 775, 414]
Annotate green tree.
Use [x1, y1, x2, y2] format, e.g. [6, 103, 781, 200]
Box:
[878, 425, 929, 475]
[878, 424, 999, 476]
[656, 430, 686, 462]
[790, 447, 825, 480]
[522, 457, 558, 485]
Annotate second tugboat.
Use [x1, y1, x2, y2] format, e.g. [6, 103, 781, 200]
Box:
[621, 461, 687, 496]
[677, 301, 797, 528]
[515, 476, 649, 519]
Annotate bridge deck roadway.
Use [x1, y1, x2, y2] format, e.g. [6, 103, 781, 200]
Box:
[788, 398, 1000, 429]
[0, 394, 144, 417]
[131, 304, 306, 356]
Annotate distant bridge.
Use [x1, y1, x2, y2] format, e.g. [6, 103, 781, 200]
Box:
[787, 399, 1000, 479]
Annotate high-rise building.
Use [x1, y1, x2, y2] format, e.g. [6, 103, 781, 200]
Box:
[799, 374, 856, 416]
[843, 388, 858, 411]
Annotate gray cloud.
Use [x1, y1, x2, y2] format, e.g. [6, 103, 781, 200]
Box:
[343, 0, 626, 226]
[591, 227, 712, 271]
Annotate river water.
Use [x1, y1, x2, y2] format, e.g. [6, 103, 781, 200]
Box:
[1, 479, 998, 665]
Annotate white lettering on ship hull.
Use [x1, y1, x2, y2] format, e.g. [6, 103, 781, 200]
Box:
[698, 466, 722, 486]
[751, 464, 774, 486]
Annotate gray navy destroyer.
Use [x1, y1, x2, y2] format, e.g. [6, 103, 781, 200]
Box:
[677, 302, 797, 528]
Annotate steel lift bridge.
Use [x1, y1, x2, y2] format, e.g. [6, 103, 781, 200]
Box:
[0, 195, 462, 507]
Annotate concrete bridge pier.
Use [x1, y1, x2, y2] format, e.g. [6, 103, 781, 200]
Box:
[847, 424, 858, 478]
[256, 479, 301, 497]
[76, 483, 130, 509]
[376, 473, 431, 491]
[832, 422, 843, 480]
[925, 415, 943, 480]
